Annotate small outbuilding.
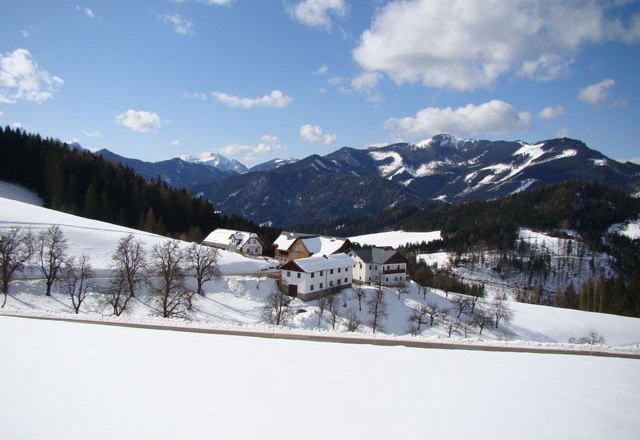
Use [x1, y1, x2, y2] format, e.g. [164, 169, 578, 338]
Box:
[279, 253, 356, 301]
[202, 228, 264, 256]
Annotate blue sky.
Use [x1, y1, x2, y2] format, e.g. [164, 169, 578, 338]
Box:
[1, 0, 639, 165]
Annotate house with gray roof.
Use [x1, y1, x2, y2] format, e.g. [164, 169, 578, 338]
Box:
[348, 247, 408, 287]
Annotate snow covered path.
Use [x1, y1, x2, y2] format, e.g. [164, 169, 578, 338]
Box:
[1, 315, 639, 440]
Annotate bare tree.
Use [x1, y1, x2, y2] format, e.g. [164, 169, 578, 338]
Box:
[37, 225, 68, 296]
[493, 296, 513, 329]
[367, 285, 387, 333]
[105, 275, 132, 316]
[396, 281, 407, 299]
[262, 288, 292, 325]
[316, 295, 329, 327]
[424, 302, 444, 327]
[442, 315, 459, 338]
[112, 234, 146, 298]
[453, 294, 472, 318]
[61, 255, 93, 314]
[471, 308, 493, 335]
[408, 304, 430, 335]
[355, 284, 365, 311]
[345, 311, 361, 332]
[185, 243, 220, 296]
[459, 320, 474, 338]
[0, 228, 34, 307]
[150, 240, 191, 318]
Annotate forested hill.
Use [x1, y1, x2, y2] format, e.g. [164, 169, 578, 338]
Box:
[0, 127, 279, 243]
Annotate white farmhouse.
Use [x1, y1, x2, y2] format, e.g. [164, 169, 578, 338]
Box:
[202, 228, 264, 256]
[348, 247, 408, 287]
[279, 253, 356, 301]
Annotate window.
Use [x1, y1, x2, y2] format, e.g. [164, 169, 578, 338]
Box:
[338, 268, 341, 273]
[337, 279, 341, 285]
[330, 269, 334, 274]
[330, 281, 333, 287]
[287, 271, 291, 277]
[297, 273, 301, 279]
[311, 272, 315, 278]
[320, 271, 323, 276]
[359, 263, 362, 268]
[319, 283, 323, 289]
[344, 278, 348, 283]
[310, 285, 314, 291]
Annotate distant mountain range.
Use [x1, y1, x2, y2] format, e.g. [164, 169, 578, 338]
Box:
[96, 135, 640, 227]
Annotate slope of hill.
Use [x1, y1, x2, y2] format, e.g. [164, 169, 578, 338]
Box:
[2, 183, 640, 347]
[3, 316, 639, 440]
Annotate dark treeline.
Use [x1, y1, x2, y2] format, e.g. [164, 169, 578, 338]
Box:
[316, 181, 640, 254]
[0, 127, 280, 244]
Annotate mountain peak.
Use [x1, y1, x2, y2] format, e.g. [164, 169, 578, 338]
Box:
[414, 134, 474, 149]
[180, 152, 248, 174]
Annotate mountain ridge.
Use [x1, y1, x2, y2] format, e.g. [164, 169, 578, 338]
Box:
[93, 135, 640, 226]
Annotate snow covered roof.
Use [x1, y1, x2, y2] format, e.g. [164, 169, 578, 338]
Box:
[281, 253, 356, 273]
[351, 247, 406, 265]
[203, 228, 261, 248]
[273, 231, 312, 250]
[273, 231, 350, 256]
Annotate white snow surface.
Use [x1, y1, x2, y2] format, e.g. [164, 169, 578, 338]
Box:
[609, 219, 640, 240]
[0, 191, 271, 275]
[350, 230, 442, 248]
[0, 180, 43, 206]
[1, 315, 639, 440]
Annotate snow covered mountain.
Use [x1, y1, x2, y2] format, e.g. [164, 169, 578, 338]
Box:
[180, 152, 248, 174]
[97, 148, 234, 188]
[197, 135, 640, 225]
[351, 134, 640, 202]
[247, 158, 299, 173]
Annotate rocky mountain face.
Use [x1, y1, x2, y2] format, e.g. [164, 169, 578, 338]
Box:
[97, 135, 640, 227]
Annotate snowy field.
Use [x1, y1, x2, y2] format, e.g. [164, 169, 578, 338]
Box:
[350, 229, 441, 247]
[1, 315, 639, 440]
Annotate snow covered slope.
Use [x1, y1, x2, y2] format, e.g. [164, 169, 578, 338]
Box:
[350, 230, 441, 248]
[2, 182, 640, 348]
[1, 316, 639, 440]
[0, 183, 271, 274]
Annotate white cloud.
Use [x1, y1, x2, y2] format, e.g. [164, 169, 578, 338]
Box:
[353, 0, 637, 90]
[556, 127, 571, 138]
[20, 28, 34, 39]
[577, 79, 616, 105]
[162, 13, 195, 35]
[10, 122, 24, 130]
[82, 130, 101, 137]
[539, 105, 565, 120]
[0, 48, 63, 104]
[76, 5, 95, 19]
[211, 90, 293, 109]
[115, 109, 163, 132]
[170, 140, 182, 147]
[299, 124, 336, 144]
[314, 65, 328, 75]
[183, 91, 209, 100]
[351, 71, 382, 92]
[220, 135, 282, 164]
[287, 0, 347, 30]
[385, 100, 532, 139]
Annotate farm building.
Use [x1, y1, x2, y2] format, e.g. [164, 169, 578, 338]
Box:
[279, 253, 356, 301]
[203, 228, 264, 256]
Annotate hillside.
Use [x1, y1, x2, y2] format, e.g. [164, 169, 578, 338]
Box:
[2, 181, 640, 347]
